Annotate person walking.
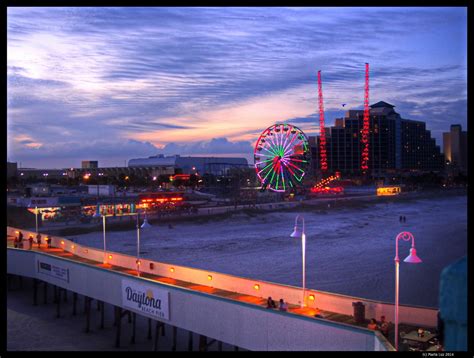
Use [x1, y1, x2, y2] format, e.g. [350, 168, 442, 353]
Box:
[18, 231, 24, 248]
[28, 235, 34, 250]
[36, 233, 42, 248]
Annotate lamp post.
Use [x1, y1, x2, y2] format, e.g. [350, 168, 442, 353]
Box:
[394, 231, 422, 351]
[136, 212, 141, 276]
[290, 214, 306, 308]
[92, 207, 106, 263]
[136, 208, 152, 276]
[34, 206, 39, 234]
[28, 204, 39, 234]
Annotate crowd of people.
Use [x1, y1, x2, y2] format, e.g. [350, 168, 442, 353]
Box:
[13, 231, 50, 249]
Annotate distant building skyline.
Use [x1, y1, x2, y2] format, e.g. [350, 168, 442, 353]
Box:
[310, 101, 445, 175]
[7, 7, 467, 168]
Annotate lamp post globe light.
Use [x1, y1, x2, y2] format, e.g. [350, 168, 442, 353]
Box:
[394, 231, 422, 351]
[141, 209, 152, 229]
[290, 214, 306, 308]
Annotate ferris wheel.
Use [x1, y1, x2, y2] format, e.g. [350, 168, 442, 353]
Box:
[254, 123, 311, 192]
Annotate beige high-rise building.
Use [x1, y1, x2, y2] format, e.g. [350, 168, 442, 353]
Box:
[443, 124, 467, 173]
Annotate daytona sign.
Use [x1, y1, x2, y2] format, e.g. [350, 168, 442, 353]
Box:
[121, 279, 169, 320]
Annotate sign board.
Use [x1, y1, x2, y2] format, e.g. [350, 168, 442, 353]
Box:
[121, 279, 169, 320]
[37, 258, 70, 283]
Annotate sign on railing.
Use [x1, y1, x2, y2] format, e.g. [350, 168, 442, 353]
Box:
[121, 279, 169, 320]
[37, 257, 70, 283]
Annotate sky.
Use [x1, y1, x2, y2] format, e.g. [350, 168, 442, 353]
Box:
[7, 7, 467, 169]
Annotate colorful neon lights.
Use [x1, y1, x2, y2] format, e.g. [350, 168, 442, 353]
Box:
[377, 186, 401, 196]
[317, 70, 328, 172]
[254, 124, 310, 192]
[361, 63, 370, 173]
[310, 186, 343, 194]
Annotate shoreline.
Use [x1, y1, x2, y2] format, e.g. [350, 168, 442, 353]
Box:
[34, 188, 467, 237]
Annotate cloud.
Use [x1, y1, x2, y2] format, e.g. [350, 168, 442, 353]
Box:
[7, 7, 467, 167]
[161, 137, 253, 156]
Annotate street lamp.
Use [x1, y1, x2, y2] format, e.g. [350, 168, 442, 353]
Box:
[35, 206, 39, 234]
[290, 214, 306, 308]
[136, 209, 151, 276]
[92, 206, 107, 263]
[141, 209, 152, 229]
[394, 231, 422, 351]
[28, 204, 39, 234]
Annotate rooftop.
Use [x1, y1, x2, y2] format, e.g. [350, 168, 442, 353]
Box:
[370, 101, 395, 109]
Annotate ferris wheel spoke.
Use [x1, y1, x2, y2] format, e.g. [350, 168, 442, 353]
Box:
[268, 167, 277, 187]
[286, 157, 308, 163]
[266, 131, 279, 149]
[261, 164, 275, 182]
[256, 152, 277, 158]
[283, 132, 301, 155]
[280, 169, 286, 191]
[286, 161, 305, 173]
[255, 158, 274, 166]
[281, 130, 292, 155]
[260, 145, 278, 157]
[283, 163, 302, 182]
[257, 161, 274, 175]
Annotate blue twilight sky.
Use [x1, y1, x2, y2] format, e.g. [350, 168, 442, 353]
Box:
[7, 7, 467, 168]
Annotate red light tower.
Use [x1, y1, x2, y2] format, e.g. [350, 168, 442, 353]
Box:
[361, 63, 370, 173]
[317, 70, 328, 173]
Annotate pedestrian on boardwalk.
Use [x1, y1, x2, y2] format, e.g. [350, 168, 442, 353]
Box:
[266, 296, 276, 309]
[28, 235, 34, 249]
[367, 318, 378, 330]
[18, 231, 24, 248]
[379, 315, 389, 337]
[36, 233, 42, 248]
[279, 298, 288, 311]
[399, 215, 402, 223]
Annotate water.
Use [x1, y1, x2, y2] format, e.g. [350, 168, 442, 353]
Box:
[71, 195, 467, 308]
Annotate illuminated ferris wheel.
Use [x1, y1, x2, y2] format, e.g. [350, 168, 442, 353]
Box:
[254, 124, 311, 192]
